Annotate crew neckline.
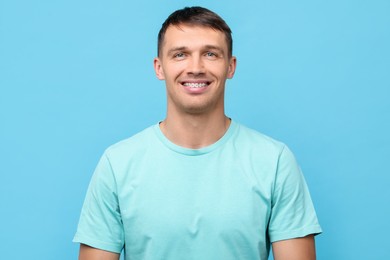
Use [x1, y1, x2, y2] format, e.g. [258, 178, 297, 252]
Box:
[153, 120, 238, 156]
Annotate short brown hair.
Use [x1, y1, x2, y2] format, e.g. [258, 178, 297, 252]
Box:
[157, 6, 233, 57]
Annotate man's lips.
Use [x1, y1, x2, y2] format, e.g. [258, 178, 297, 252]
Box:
[180, 80, 211, 93]
[182, 82, 208, 88]
[180, 80, 211, 88]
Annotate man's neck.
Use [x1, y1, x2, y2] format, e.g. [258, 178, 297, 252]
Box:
[159, 112, 231, 149]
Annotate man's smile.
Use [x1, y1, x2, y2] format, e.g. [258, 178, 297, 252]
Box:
[180, 80, 211, 93]
[181, 80, 211, 88]
[182, 82, 208, 88]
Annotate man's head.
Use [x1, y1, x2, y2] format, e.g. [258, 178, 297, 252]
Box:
[157, 6, 233, 58]
[154, 7, 236, 115]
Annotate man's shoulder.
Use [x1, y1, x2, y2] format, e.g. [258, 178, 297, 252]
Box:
[104, 124, 157, 157]
[235, 122, 286, 153]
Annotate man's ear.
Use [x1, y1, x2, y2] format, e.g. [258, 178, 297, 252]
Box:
[154, 58, 165, 80]
[227, 56, 237, 79]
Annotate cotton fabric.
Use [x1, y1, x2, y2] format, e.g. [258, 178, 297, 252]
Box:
[73, 121, 321, 259]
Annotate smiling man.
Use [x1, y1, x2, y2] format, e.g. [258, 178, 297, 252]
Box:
[74, 6, 321, 260]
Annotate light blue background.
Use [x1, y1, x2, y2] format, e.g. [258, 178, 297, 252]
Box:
[1, 0, 389, 259]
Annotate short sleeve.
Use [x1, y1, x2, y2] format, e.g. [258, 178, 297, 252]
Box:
[73, 153, 124, 253]
[268, 146, 322, 242]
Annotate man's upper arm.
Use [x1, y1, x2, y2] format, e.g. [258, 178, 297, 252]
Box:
[272, 235, 316, 260]
[79, 244, 120, 260]
[73, 153, 125, 253]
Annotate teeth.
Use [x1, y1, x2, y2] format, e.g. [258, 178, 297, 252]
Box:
[183, 82, 207, 88]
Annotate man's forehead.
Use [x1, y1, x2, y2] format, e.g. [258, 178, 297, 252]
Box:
[162, 24, 227, 48]
[164, 23, 221, 35]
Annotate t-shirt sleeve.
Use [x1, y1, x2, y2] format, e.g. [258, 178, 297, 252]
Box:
[73, 153, 124, 253]
[268, 145, 322, 243]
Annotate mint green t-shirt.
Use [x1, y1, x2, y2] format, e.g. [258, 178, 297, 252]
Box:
[73, 121, 321, 259]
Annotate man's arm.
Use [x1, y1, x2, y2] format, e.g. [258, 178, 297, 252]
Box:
[272, 235, 316, 260]
[79, 244, 120, 260]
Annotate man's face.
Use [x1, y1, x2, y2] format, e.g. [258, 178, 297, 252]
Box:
[154, 24, 236, 115]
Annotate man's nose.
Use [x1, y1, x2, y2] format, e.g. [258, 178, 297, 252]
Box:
[187, 56, 205, 75]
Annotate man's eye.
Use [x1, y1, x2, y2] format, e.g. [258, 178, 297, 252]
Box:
[174, 53, 185, 58]
[206, 52, 216, 57]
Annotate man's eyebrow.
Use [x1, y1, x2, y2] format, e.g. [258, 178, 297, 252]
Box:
[203, 45, 225, 53]
[167, 45, 226, 55]
[167, 46, 188, 55]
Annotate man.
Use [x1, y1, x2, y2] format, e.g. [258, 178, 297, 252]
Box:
[74, 6, 321, 260]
